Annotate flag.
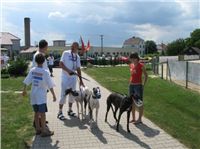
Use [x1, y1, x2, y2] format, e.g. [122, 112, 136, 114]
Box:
[86, 40, 91, 51]
[80, 36, 86, 53]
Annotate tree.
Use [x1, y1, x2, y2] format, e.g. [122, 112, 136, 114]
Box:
[186, 28, 200, 48]
[145, 40, 157, 54]
[166, 38, 186, 56]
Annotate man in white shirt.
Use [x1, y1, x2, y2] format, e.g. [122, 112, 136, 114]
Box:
[57, 42, 84, 120]
[32, 39, 50, 74]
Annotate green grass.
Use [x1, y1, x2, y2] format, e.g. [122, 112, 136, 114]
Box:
[1, 77, 34, 149]
[84, 66, 200, 149]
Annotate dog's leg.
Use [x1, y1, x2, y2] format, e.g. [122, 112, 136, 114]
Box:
[96, 108, 98, 124]
[114, 107, 118, 123]
[76, 102, 79, 119]
[116, 110, 123, 132]
[127, 110, 131, 133]
[89, 106, 93, 122]
[105, 103, 111, 122]
[81, 102, 83, 120]
[84, 98, 87, 116]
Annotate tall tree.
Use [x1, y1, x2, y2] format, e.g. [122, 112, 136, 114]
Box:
[166, 38, 186, 56]
[145, 40, 157, 54]
[186, 28, 200, 48]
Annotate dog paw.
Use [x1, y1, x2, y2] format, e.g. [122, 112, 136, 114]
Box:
[127, 130, 131, 133]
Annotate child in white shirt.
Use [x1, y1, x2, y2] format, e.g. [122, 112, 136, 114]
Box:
[22, 53, 57, 137]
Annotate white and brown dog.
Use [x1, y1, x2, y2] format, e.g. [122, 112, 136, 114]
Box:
[87, 87, 101, 127]
[74, 86, 92, 120]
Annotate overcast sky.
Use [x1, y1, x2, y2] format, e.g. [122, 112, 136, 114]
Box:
[1, 0, 200, 47]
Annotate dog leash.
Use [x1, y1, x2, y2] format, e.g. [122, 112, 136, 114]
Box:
[71, 71, 91, 82]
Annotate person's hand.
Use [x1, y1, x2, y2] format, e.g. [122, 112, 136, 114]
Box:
[53, 95, 57, 102]
[69, 71, 76, 76]
[80, 80, 85, 87]
[22, 90, 26, 96]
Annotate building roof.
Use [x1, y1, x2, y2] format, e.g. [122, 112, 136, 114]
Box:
[123, 37, 144, 45]
[20, 47, 38, 53]
[192, 47, 200, 54]
[182, 47, 200, 55]
[0, 32, 20, 45]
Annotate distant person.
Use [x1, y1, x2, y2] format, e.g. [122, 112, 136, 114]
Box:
[129, 52, 148, 124]
[57, 42, 85, 120]
[22, 53, 57, 137]
[32, 39, 50, 75]
[47, 54, 54, 77]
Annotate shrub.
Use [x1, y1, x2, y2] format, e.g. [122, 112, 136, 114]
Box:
[7, 58, 29, 77]
[1, 68, 10, 78]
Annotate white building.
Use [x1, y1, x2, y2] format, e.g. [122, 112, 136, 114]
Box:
[0, 32, 21, 58]
[122, 36, 145, 56]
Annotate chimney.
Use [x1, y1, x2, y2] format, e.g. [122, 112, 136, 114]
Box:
[24, 17, 31, 47]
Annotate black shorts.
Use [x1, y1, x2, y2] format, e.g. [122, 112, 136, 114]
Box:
[32, 103, 48, 113]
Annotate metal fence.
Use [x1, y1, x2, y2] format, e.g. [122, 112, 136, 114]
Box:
[152, 57, 200, 90]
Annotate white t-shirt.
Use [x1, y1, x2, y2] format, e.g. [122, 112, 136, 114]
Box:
[32, 51, 50, 74]
[23, 67, 55, 105]
[48, 56, 54, 66]
[60, 50, 81, 80]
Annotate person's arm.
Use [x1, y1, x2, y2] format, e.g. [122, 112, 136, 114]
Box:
[142, 66, 148, 86]
[59, 61, 74, 75]
[49, 88, 56, 102]
[22, 85, 27, 96]
[77, 67, 84, 87]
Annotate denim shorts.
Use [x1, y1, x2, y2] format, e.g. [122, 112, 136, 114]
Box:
[32, 103, 48, 113]
[129, 84, 143, 101]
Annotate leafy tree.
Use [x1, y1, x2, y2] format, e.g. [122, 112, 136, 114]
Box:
[145, 40, 157, 54]
[186, 28, 200, 48]
[166, 38, 186, 56]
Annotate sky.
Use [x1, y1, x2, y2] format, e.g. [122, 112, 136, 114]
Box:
[1, 0, 200, 47]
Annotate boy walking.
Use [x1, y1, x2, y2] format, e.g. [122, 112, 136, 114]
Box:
[22, 53, 57, 137]
[129, 53, 148, 124]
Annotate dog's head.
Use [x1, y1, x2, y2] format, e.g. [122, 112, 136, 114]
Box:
[92, 87, 101, 99]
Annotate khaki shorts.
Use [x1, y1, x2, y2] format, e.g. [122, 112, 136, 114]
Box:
[59, 76, 77, 104]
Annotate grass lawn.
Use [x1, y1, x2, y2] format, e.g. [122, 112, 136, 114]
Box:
[83, 66, 200, 149]
[1, 77, 34, 149]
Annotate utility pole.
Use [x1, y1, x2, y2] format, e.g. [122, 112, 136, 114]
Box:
[100, 35, 104, 55]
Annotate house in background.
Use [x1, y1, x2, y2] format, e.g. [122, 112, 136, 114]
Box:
[0, 32, 21, 58]
[182, 47, 200, 56]
[157, 43, 167, 54]
[122, 36, 145, 56]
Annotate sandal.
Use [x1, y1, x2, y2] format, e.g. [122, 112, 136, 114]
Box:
[40, 130, 54, 137]
[35, 130, 41, 135]
[57, 112, 66, 120]
[134, 120, 143, 125]
[68, 110, 76, 117]
[129, 119, 136, 123]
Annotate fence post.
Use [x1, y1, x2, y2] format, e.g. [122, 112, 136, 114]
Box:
[166, 59, 168, 80]
[186, 61, 188, 89]
[161, 63, 163, 79]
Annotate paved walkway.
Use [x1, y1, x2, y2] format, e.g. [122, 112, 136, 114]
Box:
[31, 68, 187, 149]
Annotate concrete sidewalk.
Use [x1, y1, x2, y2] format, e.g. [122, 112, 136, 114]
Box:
[31, 68, 187, 149]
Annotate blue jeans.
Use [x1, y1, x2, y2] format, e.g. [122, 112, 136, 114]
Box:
[129, 84, 143, 101]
